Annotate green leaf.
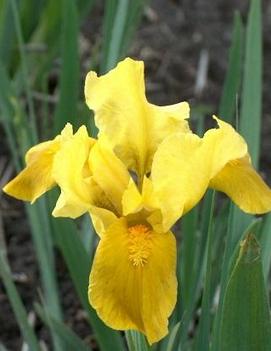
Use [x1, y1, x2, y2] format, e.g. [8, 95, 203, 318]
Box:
[35, 303, 91, 351]
[48, 192, 125, 351]
[0, 251, 41, 351]
[218, 11, 244, 122]
[125, 330, 151, 351]
[102, 0, 130, 72]
[10, 0, 38, 142]
[258, 214, 271, 281]
[229, 0, 262, 254]
[211, 213, 262, 351]
[175, 207, 199, 344]
[0, 66, 63, 350]
[20, 0, 44, 40]
[0, 63, 21, 171]
[165, 322, 182, 351]
[179, 207, 199, 313]
[240, 0, 262, 167]
[221, 0, 263, 290]
[219, 234, 271, 351]
[100, 0, 118, 73]
[0, 343, 9, 351]
[194, 191, 216, 351]
[120, 0, 147, 58]
[26, 201, 64, 351]
[100, 0, 146, 73]
[177, 190, 213, 347]
[0, 0, 15, 66]
[80, 214, 97, 257]
[30, 0, 62, 51]
[77, 0, 96, 19]
[53, 0, 80, 134]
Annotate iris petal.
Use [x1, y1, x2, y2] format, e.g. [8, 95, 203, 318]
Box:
[3, 124, 73, 202]
[210, 155, 271, 213]
[151, 115, 271, 231]
[85, 57, 189, 178]
[88, 137, 130, 215]
[88, 217, 177, 344]
[151, 132, 208, 231]
[52, 125, 95, 218]
[206, 117, 271, 213]
[203, 116, 248, 178]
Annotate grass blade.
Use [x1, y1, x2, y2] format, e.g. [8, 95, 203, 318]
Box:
[35, 303, 91, 351]
[239, 0, 262, 167]
[219, 234, 271, 350]
[0, 343, 9, 351]
[100, 0, 118, 73]
[258, 214, 271, 281]
[165, 322, 182, 351]
[227, 0, 262, 254]
[177, 190, 213, 347]
[0, 250, 41, 351]
[211, 211, 262, 351]
[0, 0, 15, 66]
[20, 0, 44, 41]
[26, 202, 64, 350]
[101, 0, 147, 73]
[194, 191, 216, 351]
[10, 0, 38, 142]
[218, 11, 244, 122]
[48, 192, 125, 351]
[53, 0, 80, 134]
[78, 0, 96, 20]
[125, 331, 151, 351]
[175, 207, 199, 346]
[120, 0, 147, 58]
[80, 214, 97, 257]
[220, 0, 262, 291]
[0, 63, 21, 171]
[103, 0, 130, 72]
[179, 207, 199, 311]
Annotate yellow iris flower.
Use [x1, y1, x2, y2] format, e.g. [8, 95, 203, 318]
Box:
[3, 58, 271, 344]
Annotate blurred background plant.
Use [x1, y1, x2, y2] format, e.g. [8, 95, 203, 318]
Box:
[0, 0, 270, 350]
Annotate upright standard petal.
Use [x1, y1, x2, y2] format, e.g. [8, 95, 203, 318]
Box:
[3, 124, 73, 202]
[52, 126, 95, 218]
[203, 116, 248, 178]
[88, 137, 130, 215]
[85, 57, 190, 179]
[122, 176, 159, 217]
[89, 218, 177, 344]
[205, 116, 271, 213]
[151, 133, 212, 231]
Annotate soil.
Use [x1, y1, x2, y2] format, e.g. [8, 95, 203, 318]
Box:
[1, 0, 271, 350]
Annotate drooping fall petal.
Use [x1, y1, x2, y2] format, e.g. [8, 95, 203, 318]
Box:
[210, 155, 271, 213]
[88, 217, 177, 344]
[3, 124, 73, 202]
[85, 57, 190, 178]
[205, 116, 271, 213]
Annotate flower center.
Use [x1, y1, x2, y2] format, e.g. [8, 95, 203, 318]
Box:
[128, 224, 152, 267]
